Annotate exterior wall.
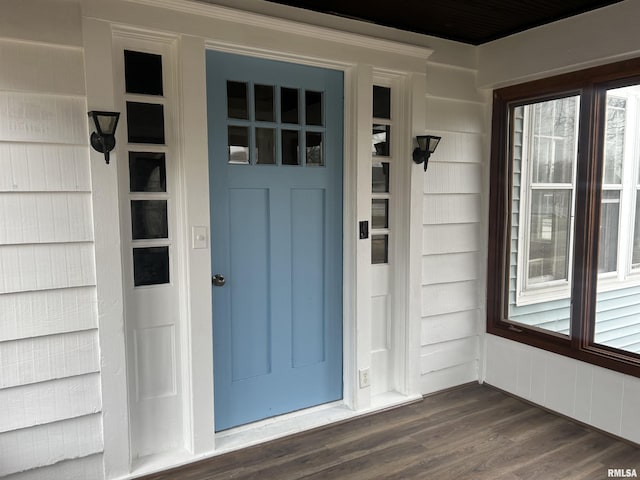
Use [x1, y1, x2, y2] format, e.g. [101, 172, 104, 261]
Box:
[0, 1, 104, 479]
[478, 0, 640, 444]
[420, 59, 488, 393]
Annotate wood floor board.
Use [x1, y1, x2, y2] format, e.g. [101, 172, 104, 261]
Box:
[138, 383, 640, 480]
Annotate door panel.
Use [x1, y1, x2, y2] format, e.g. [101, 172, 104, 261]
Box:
[206, 50, 343, 431]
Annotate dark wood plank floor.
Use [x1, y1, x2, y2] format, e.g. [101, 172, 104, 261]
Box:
[140, 383, 640, 479]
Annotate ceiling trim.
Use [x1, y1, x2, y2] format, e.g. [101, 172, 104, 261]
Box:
[122, 0, 434, 60]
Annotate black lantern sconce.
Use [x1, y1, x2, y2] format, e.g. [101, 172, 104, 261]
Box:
[412, 135, 441, 171]
[88, 111, 120, 164]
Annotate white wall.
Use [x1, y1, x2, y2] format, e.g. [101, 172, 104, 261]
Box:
[478, 0, 640, 445]
[0, 1, 104, 478]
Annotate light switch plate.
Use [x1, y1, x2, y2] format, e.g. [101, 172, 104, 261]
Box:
[192, 226, 208, 249]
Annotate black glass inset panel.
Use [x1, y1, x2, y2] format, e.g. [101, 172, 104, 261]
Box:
[124, 50, 163, 96]
[371, 234, 388, 264]
[372, 124, 390, 157]
[372, 161, 390, 193]
[227, 81, 248, 119]
[133, 246, 170, 286]
[228, 126, 249, 164]
[373, 85, 391, 119]
[127, 102, 165, 144]
[305, 90, 323, 126]
[131, 200, 168, 240]
[281, 87, 299, 124]
[282, 130, 299, 165]
[372, 199, 389, 229]
[255, 84, 275, 122]
[306, 132, 323, 166]
[256, 128, 275, 165]
[129, 152, 166, 192]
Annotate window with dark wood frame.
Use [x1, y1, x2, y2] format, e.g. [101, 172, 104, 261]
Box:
[487, 58, 640, 378]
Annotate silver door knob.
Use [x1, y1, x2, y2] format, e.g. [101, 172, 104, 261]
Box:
[212, 274, 226, 286]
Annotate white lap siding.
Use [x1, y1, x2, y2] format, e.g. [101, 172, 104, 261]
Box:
[0, 11, 104, 478]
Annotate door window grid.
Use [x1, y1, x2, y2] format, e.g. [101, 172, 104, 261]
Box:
[124, 49, 171, 287]
[225, 81, 326, 167]
[371, 85, 392, 265]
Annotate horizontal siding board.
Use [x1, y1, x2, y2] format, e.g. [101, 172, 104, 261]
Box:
[421, 309, 480, 346]
[425, 63, 484, 103]
[3, 453, 104, 480]
[423, 162, 482, 194]
[0, 40, 85, 95]
[425, 97, 486, 134]
[0, 373, 101, 433]
[0, 193, 93, 244]
[0, 414, 103, 477]
[422, 281, 478, 317]
[0, 92, 87, 144]
[420, 336, 479, 374]
[420, 361, 478, 395]
[0, 143, 90, 192]
[426, 131, 484, 164]
[422, 252, 479, 285]
[0, 287, 97, 342]
[0, 330, 100, 389]
[423, 223, 480, 255]
[423, 194, 481, 224]
[0, 243, 96, 294]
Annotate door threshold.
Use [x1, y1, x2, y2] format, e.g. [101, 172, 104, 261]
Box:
[215, 391, 422, 454]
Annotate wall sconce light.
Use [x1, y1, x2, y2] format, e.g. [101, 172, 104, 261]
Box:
[88, 111, 120, 164]
[412, 135, 441, 171]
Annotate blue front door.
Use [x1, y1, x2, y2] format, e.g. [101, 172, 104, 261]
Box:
[206, 51, 343, 431]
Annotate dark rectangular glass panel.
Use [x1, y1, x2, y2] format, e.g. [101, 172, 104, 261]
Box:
[305, 90, 323, 126]
[227, 81, 248, 119]
[372, 124, 390, 156]
[256, 128, 275, 165]
[372, 199, 389, 229]
[129, 152, 166, 192]
[282, 130, 299, 165]
[131, 200, 168, 240]
[371, 234, 388, 264]
[306, 132, 323, 166]
[255, 84, 275, 122]
[228, 126, 249, 164]
[133, 246, 170, 286]
[124, 50, 163, 96]
[127, 102, 165, 144]
[281, 87, 299, 124]
[373, 85, 391, 119]
[372, 161, 390, 193]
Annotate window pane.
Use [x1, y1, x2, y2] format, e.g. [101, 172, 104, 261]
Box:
[227, 81, 248, 120]
[131, 200, 168, 240]
[633, 193, 640, 267]
[282, 130, 299, 165]
[133, 246, 170, 286]
[604, 95, 626, 184]
[126, 102, 165, 144]
[371, 234, 388, 264]
[281, 87, 299, 124]
[228, 126, 249, 164]
[255, 84, 274, 122]
[306, 132, 323, 166]
[305, 91, 323, 126]
[527, 190, 572, 285]
[530, 96, 578, 184]
[129, 152, 166, 192]
[256, 127, 275, 165]
[597, 190, 620, 274]
[373, 86, 391, 119]
[372, 162, 390, 193]
[372, 124, 390, 157]
[372, 199, 389, 229]
[124, 50, 163, 96]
